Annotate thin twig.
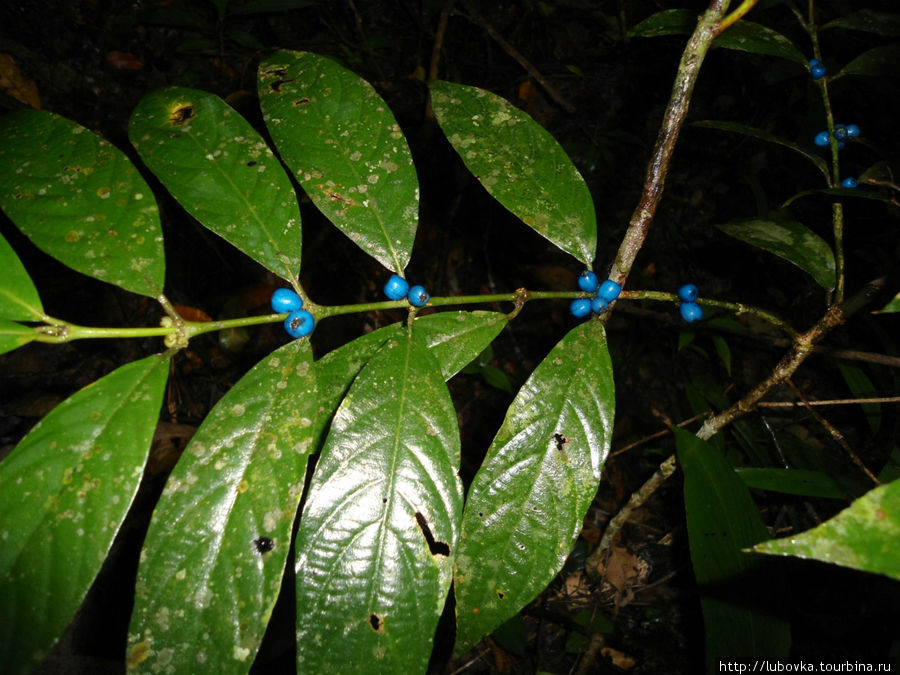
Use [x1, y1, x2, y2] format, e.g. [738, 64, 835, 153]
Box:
[610, 411, 711, 458]
[757, 396, 900, 408]
[786, 379, 880, 485]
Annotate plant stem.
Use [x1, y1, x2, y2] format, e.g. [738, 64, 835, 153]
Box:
[608, 0, 734, 287]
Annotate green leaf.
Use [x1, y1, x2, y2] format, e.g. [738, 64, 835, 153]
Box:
[0, 354, 170, 674]
[692, 120, 830, 182]
[129, 87, 303, 281]
[294, 330, 462, 672]
[822, 11, 900, 37]
[0, 233, 43, 320]
[674, 428, 790, 671]
[630, 11, 806, 64]
[754, 480, 900, 581]
[716, 219, 836, 290]
[875, 291, 900, 314]
[713, 21, 806, 64]
[454, 320, 614, 652]
[430, 80, 597, 265]
[0, 110, 165, 297]
[126, 340, 315, 672]
[312, 311, 508, 443]
[0, 319, 35, 355]
[258, 50, 419, 274]
[627, 9, 694, 38]
[735, 468, 847, 499]
[838, 45, 900, 79]
[782, 187, 895, 208]
[712, 334, 731, 376]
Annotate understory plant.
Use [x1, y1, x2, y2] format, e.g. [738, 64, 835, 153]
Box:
[1, 0, 899, 672]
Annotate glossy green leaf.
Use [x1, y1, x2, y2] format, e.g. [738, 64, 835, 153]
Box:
[713, 21, 806, 64]
[312, 311, 508, 443]
[0, 354, 170, 674]
[838, 45, 900, 79]
[126, 339, 315, 673]
[258, 50, 419, 273]
[674, 428, 790, 671]
[736, 468, 847, 499]
[782, 187, 894, 208]
[0, 319, 36, 355]
[0, 232, 43, 320]
[294, 330, 462, 672]
[754, 480, 900, 581]
[454, 320, 614, 652]
[876, 292, 900, 314]
[0, 110, 165, 297]
[630, 11, 806, 64]
[430, 80, 596, 265]
[628, 9, 693, 37]
[129, 87, 303, 281]
[716, 219, 835, 290]
[822, 11, 900, 37]
[692, 120, 830, 182]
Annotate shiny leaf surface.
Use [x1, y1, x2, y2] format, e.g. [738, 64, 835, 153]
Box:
[454, 320, 614, 652]
[754, 480, 900, 581]
[838, 45, 900, 79]
[312, 311, 508, 443]
[675, 428, 790, 671]
[127, 340, 316, 673]
[0, 319, 35, 355]
[0, 110, 165, 297]
[295, 330, 462, 672]
[129, 87, 303, 281]
[0, 232, 43, 320]
[0, 354, 170, 674]
[430, 80, 596, 265]
[258, 50, 419, 273]
[716, 218, 836, 289]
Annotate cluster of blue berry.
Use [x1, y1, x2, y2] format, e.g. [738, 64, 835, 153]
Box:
[383, 274, 430, 307]
[271, 288, 315, 338]
[677, 284, 703, 323]
[569, 270, 621, 317]
[814, 124, 860, 150]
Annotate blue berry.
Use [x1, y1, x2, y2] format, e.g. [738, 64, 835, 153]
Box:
[591, 296, 609, 315]
[678, 283, 699, 302]
[834, 125, 848, 141]
[841, 177, 858, 189]
[597, 280, 622, 302]
[810, 63, 826, 79]
[845, 124, 860, 138]
[680, 302, 703, 323]
[284, 309, 315, 338]
[271, 288, 303, 313]
[814, 131, 830, 147]
[407, 285, 430, 307]
[570, 298, 592, 318]
[808, 58, 821, 67]
[578, 270, 599, 293]
[384, 274, 409, 300]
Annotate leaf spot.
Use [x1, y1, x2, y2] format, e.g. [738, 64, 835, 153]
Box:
[254, 536, 274, 554]
[170, 105, 194, 125]
[553, 433, 568, 450]
[368, 613, 384, 633]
